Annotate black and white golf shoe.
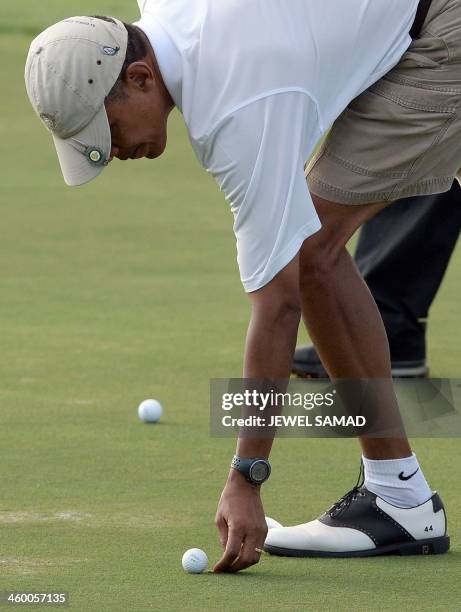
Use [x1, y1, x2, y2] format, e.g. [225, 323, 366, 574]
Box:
[264, 472, 449, 558]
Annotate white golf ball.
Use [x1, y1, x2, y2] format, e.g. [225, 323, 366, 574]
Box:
[138, 399, 163, 423]
[265, 516, 283, 529]
[182, 548, 208, 574]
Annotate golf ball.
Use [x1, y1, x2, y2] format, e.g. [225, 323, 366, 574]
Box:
[182, 548, 208, 574]
[138, 399, 163, 423]
[265, 516, 283, 529]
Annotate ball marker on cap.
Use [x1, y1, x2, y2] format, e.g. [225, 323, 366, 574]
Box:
[85, 147, 106, 166]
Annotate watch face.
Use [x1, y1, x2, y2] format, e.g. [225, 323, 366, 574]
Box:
[249, 460, 270, 483]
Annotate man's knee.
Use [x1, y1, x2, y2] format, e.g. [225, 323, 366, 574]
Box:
[299, 193, 390, 281]
[299, 194, 389, 285]
[299, 234, 343, 286]
[299, 200, 348, 283]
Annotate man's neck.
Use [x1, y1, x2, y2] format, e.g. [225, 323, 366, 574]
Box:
[133, 16, 183, 109]
[134, 25, 175, 112]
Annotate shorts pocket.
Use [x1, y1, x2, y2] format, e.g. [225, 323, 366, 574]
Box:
[396, 30, 449, 70]
[323, 79, 458, 181]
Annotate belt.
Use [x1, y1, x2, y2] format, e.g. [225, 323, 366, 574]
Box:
[410, 0, 433, 39]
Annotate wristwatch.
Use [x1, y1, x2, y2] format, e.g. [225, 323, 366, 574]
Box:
[231, 455, 271, 485]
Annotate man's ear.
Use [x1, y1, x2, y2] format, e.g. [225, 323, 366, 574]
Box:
[124, 61, 154, 89]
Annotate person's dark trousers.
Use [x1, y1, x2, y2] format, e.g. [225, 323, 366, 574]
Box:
[355, 181, 461, 363]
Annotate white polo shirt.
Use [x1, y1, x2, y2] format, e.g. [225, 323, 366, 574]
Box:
[135, 0, 419, 292]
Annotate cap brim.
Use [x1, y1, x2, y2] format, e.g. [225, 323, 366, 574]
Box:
[52, 105, 111, 187]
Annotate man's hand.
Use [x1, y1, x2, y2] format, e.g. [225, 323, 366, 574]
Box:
[214, 470, 268, 573]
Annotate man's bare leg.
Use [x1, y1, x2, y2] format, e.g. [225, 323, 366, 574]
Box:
[300, 193, 411, 459]
[265, 198, 449, 557]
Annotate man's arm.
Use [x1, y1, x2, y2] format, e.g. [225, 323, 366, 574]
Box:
[205, 94, 321, 572]
[214, 255, 301, 572]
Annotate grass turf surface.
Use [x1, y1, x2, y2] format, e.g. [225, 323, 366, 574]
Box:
[1, 2, 460, 610]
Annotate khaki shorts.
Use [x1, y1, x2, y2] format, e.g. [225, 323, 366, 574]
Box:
[306, 0, 461, 204]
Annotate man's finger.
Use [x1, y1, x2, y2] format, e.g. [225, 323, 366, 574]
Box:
[225, 535, 263, 573]
[213, 528, 244, 572]
[215, 515, 228, 550]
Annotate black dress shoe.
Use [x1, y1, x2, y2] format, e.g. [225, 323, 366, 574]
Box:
[293, 345, 428, 378]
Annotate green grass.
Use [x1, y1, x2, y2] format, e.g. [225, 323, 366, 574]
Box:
[1, 2, 460, 611]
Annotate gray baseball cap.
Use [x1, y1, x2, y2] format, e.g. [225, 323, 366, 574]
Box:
[25, 16, 128, 186]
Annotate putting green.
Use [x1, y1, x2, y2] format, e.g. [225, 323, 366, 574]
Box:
[0, 3, 460, 610]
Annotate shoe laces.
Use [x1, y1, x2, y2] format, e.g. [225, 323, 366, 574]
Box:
[327, 461, 365, 518]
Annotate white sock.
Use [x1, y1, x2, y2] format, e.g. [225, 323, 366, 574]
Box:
[362, 453, 432, 508]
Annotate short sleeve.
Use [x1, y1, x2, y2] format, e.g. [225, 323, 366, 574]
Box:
[201, 92, 322, 292]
